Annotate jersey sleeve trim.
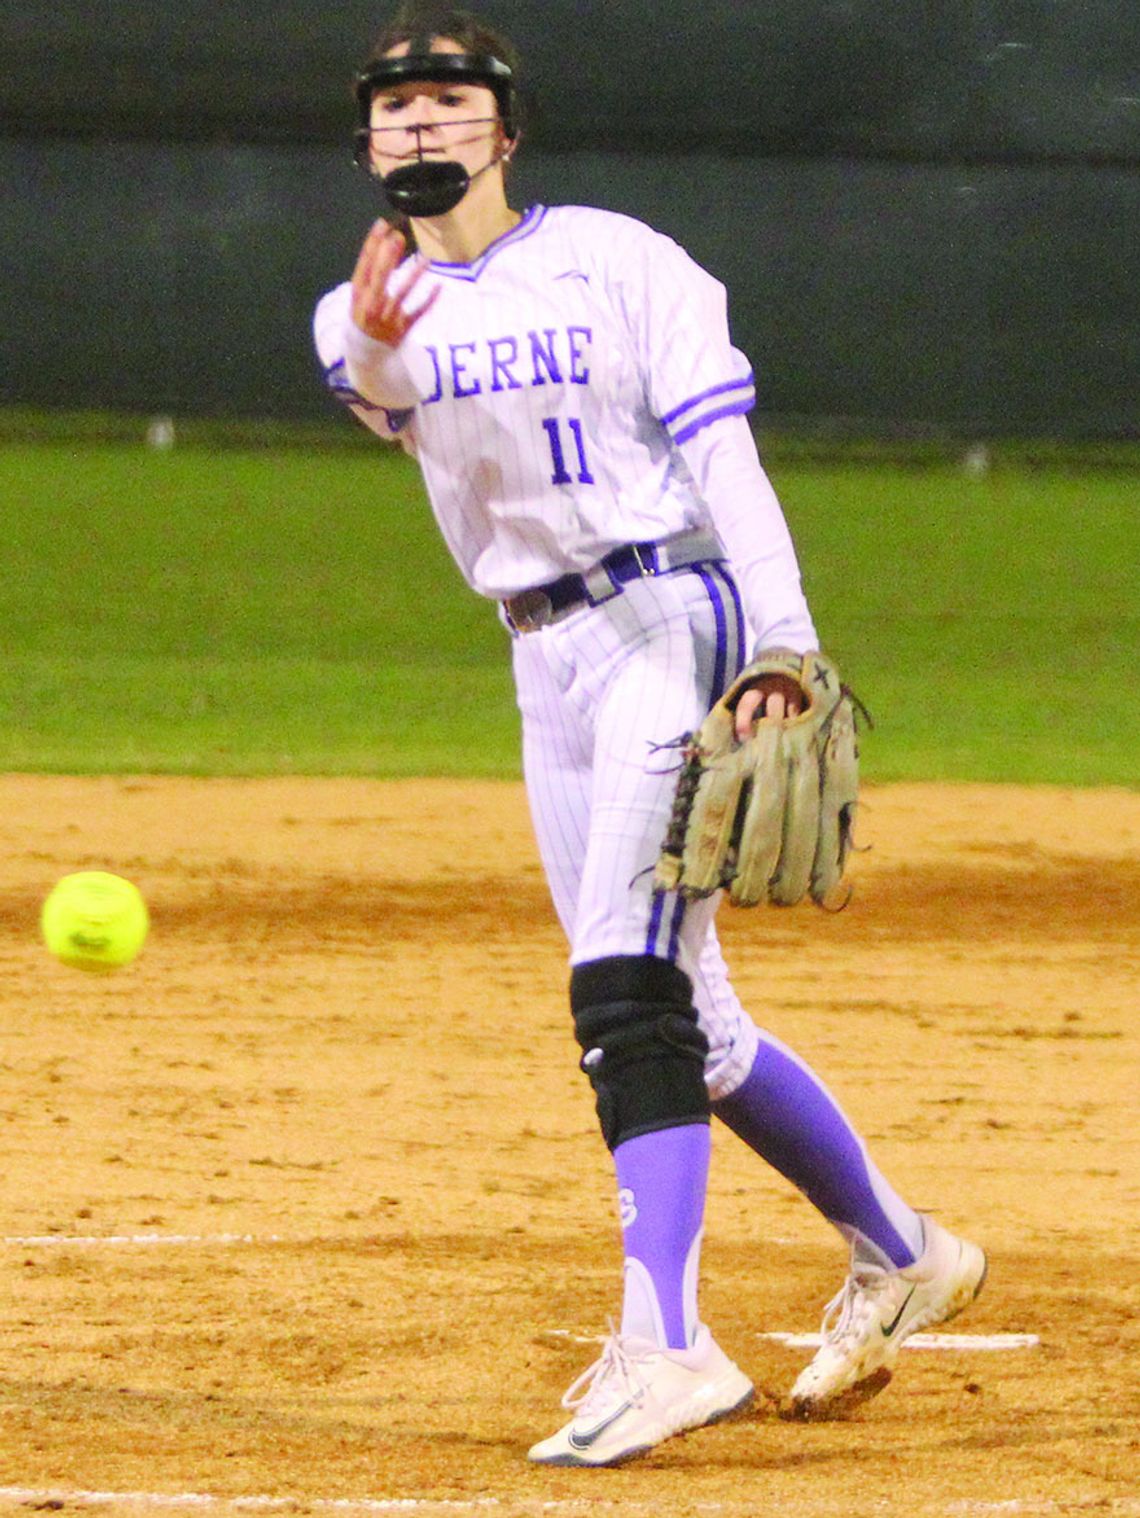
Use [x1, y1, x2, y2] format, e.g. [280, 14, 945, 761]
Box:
[322, 358, 413, 434]
[663, 375, 757, 446]
[671, 396, 756, 446]
[660, 373, 755, 427]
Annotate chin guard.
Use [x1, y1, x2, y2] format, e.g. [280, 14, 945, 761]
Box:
[382, 159, 470, 217]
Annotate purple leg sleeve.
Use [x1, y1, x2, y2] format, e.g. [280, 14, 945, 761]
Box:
[613, 1124, 710, 1349]
[714, 1037, 922, 1268]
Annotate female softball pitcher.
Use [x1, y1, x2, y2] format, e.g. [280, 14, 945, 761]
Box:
[313, 2, 986, 1467]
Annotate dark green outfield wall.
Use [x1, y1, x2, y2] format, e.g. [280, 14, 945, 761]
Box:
[5, 0, 1137, 161]
[2, 2, 1137, 433]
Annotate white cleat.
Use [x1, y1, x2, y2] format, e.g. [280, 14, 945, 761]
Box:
[787, 1217, 988, 1420]
[528, 1324, 753, 1467]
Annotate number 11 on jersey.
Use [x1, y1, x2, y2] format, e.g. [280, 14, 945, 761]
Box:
[542, 417, 595, 485]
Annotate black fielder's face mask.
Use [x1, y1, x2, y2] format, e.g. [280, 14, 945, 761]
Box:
[354, 48, 519, 219]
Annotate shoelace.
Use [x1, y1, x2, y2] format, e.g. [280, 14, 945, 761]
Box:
[819, 1267, 891, 1347]
[561, 1331, 649, 1415]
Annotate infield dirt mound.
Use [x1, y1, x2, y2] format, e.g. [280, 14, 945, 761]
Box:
[0, 776, 1136, 1516]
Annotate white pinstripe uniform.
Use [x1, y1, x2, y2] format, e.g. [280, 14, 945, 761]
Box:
[314, 202, 818, 1102]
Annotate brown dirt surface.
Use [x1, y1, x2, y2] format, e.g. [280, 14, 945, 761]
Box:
[0, 775, 1137, 1518]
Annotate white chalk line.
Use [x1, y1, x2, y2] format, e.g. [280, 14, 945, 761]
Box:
[758, 1330, 1040, 1351]
[1, 1490, 1135, 1518]
[2, 1233, 807, 1250]
[0, 1493, 730, 1516]
[540, 1327, 1038, 1351]
[2, 1233, 810, 1252]
[0, 1494, 499, 1515]
[949, 1504, 1140, 1516]
[3, 1232, 808, 1251]
[4, 1232, 285, 1247]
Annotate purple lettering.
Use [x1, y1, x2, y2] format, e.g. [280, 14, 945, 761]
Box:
[528, 329, 563, 386]
[567, 326, 592, 385]
[422, 345, 443, 405]
[450, 342, 482, 398]
[488, 336, 523, 392]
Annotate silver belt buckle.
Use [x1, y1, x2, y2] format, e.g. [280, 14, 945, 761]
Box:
[506, 588, 554, 633]
[630, 542, 655, 577]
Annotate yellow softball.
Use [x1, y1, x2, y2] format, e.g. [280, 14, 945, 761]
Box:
[41, 871, 150, 973]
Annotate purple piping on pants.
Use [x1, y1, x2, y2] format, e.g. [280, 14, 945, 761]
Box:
[693, 564, 730, 700]
[645, 887, 667, 957]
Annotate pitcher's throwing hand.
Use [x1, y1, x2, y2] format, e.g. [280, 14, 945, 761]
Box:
[350, 220, 439, 344]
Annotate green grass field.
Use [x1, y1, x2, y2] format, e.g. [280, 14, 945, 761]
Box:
[1, 420, 1136, 784]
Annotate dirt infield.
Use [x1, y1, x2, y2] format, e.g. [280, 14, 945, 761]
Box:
[0, 775, 1137, 1517]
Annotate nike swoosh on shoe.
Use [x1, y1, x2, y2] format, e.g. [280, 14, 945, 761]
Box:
[567, 1399, 636, 1450]
[880, 1285, 917, 1338]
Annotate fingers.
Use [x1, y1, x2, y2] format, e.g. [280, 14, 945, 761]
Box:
[733, 682, 804, 742]
[352, 221, 406, 304]
[734, 689, 764, 742]
[367, 217, 407, 268]
[351, 219, 402, 291]
[350, 220, 438, 346]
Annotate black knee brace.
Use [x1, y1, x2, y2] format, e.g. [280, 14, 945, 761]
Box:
[569, 954, 710, 1152]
